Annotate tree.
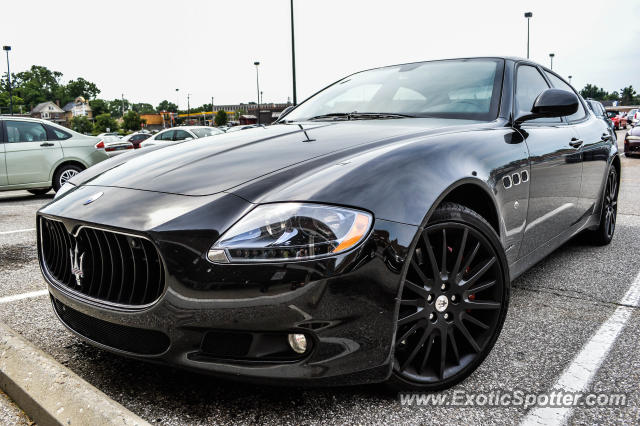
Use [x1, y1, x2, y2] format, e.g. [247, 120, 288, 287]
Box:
[108, 98, 129, 118]
[89, 99, 109, 116]
[579, 84, 608, 101]
[620, 86, 637, 105]
[132, 103, 155, 114]
[70, 116, 93, 134]
[157, 100, 178, 112]
[65, 77, 100, 102]
[122, 110, 142, 131]
[93, 113, 119, 133]
[214, 110, 228, 126]
[9, 65, 63, 109]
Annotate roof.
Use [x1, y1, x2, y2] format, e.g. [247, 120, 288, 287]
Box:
[31, 101, 64, 114]
[62, 102, 75, 111]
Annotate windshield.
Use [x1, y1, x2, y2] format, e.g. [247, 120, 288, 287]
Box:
[192, 128, 222, 138]
[283, 59, 503, 122]
[607, 111, 618, 118]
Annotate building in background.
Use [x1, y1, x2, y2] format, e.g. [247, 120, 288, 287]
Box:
[62, 96, 93, 124]
[30, 101, 65, 124]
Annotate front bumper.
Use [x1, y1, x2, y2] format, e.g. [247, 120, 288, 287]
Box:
[38, 185, 417, 385]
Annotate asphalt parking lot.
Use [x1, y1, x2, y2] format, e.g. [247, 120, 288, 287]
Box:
[1, 129, 639, 425]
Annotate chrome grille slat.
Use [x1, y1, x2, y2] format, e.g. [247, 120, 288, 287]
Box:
[39, 217, 165, 307]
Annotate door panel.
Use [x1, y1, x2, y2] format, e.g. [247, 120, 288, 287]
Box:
[0, 143, 7, 186]
[574, 117, 611, 213]
[4, 120, 63, 185]
[518, 124, 583, 256]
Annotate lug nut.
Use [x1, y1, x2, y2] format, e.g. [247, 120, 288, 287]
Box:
[441, 283, 446, 290]
[443, 313, 449, 320]
[429, 313, 434, 320]
[427, 294, 433, 302]
[451, 295, 456, 302]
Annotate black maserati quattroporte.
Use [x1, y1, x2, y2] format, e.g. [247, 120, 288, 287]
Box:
[38, 57, 619, 390]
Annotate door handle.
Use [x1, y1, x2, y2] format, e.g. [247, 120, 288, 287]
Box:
[40, 142, 54, 147]
[569, 138, 583, 148]
[601, 133, 613, 141]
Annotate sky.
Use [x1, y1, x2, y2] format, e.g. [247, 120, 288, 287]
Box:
[2, 0, 639, 109]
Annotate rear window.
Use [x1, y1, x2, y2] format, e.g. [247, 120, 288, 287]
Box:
[191, 128, 222, 138]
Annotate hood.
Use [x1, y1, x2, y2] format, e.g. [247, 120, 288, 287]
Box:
[80, 119, 483, 196]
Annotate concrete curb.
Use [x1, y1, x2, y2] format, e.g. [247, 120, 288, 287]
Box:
[0, 321, 150, 426]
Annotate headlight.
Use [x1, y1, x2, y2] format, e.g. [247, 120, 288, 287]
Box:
[54, 182, 75, 199]
[208, 203, 373, 263]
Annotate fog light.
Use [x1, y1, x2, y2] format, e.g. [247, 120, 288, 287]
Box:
[287, 333, 307, 354]
[207, 249, 229, 263]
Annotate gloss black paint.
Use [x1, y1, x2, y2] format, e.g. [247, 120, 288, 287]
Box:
[37, 57, 619, 385]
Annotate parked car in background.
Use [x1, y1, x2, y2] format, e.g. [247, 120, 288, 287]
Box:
[139, 126, 224, 148]
[628, 109, 640, 127]
[0, 117, 108, 194]
[606, 110, 627, 130]
[96, 132, 121, 139]
[225, 124, 264, 133]
[122, 131, 152, 149]
[586, 99, 616, 137]
[624, 126, 640, 156]
[95, 135, 134, 157]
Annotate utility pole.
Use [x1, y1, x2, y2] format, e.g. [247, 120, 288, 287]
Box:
[524, 12, 532, 59]
[121, 93, 125, 117]
[3, 46, 13, 115]
[549, 53, 555, 70]
[568, 75, 572, 84]
[290, 0, 297, 105]
[211, 96, 214, 126]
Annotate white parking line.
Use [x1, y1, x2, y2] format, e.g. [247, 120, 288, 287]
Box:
[0, 228, 36, 235]
[521, 271, 640, 426]
[0, 290, 48, 304]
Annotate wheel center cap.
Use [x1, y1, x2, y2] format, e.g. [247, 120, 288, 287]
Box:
[435, 295, 449, 312]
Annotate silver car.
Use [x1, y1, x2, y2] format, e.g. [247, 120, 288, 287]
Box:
[0, 117, 108, 194]
[139, 126, 224, 148]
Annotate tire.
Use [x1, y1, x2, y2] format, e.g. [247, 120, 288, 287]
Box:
[387, 202, 510, 391]
[27, 188, 52, 196]
[52, 164, 83, 192]
[586, 167, 618, 246]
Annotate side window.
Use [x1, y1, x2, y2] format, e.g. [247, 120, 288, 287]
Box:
[173, 130, 192, 140]
[515, 66, 560, 123]
[45, 125, 71, 141]
[544, 71, 587, 123]
[157, 130, 174, 141]
[5, 121, 48, 143]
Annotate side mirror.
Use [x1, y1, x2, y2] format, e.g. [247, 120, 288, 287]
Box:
[277, 105, 295, 121]
[515, 88, 579, 125]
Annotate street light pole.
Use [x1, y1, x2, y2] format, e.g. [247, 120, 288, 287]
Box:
[211, 96, 214, 126]
[290, 0, 297, 105]
[3, 46, 12, 115]
[524, 12, 532, 59]
[121, 93, 125, 117]
[549, 53, 555, 70]
[254, 61, 261, 125]
[568, 75, 572, 84]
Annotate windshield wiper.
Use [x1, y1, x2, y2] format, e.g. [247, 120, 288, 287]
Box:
[307, 112, 415, 121]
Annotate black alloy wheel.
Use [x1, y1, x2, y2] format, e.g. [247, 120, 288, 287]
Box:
[589, 167, 618, 245]
[389, 203, 509, 390]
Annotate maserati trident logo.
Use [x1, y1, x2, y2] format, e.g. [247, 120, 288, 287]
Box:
[70, 243, 85, 287]
[83, 191, 103, 205]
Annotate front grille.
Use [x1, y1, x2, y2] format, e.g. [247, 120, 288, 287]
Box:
[52, 297, 170, 355]
[40, 217, 165, 306]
